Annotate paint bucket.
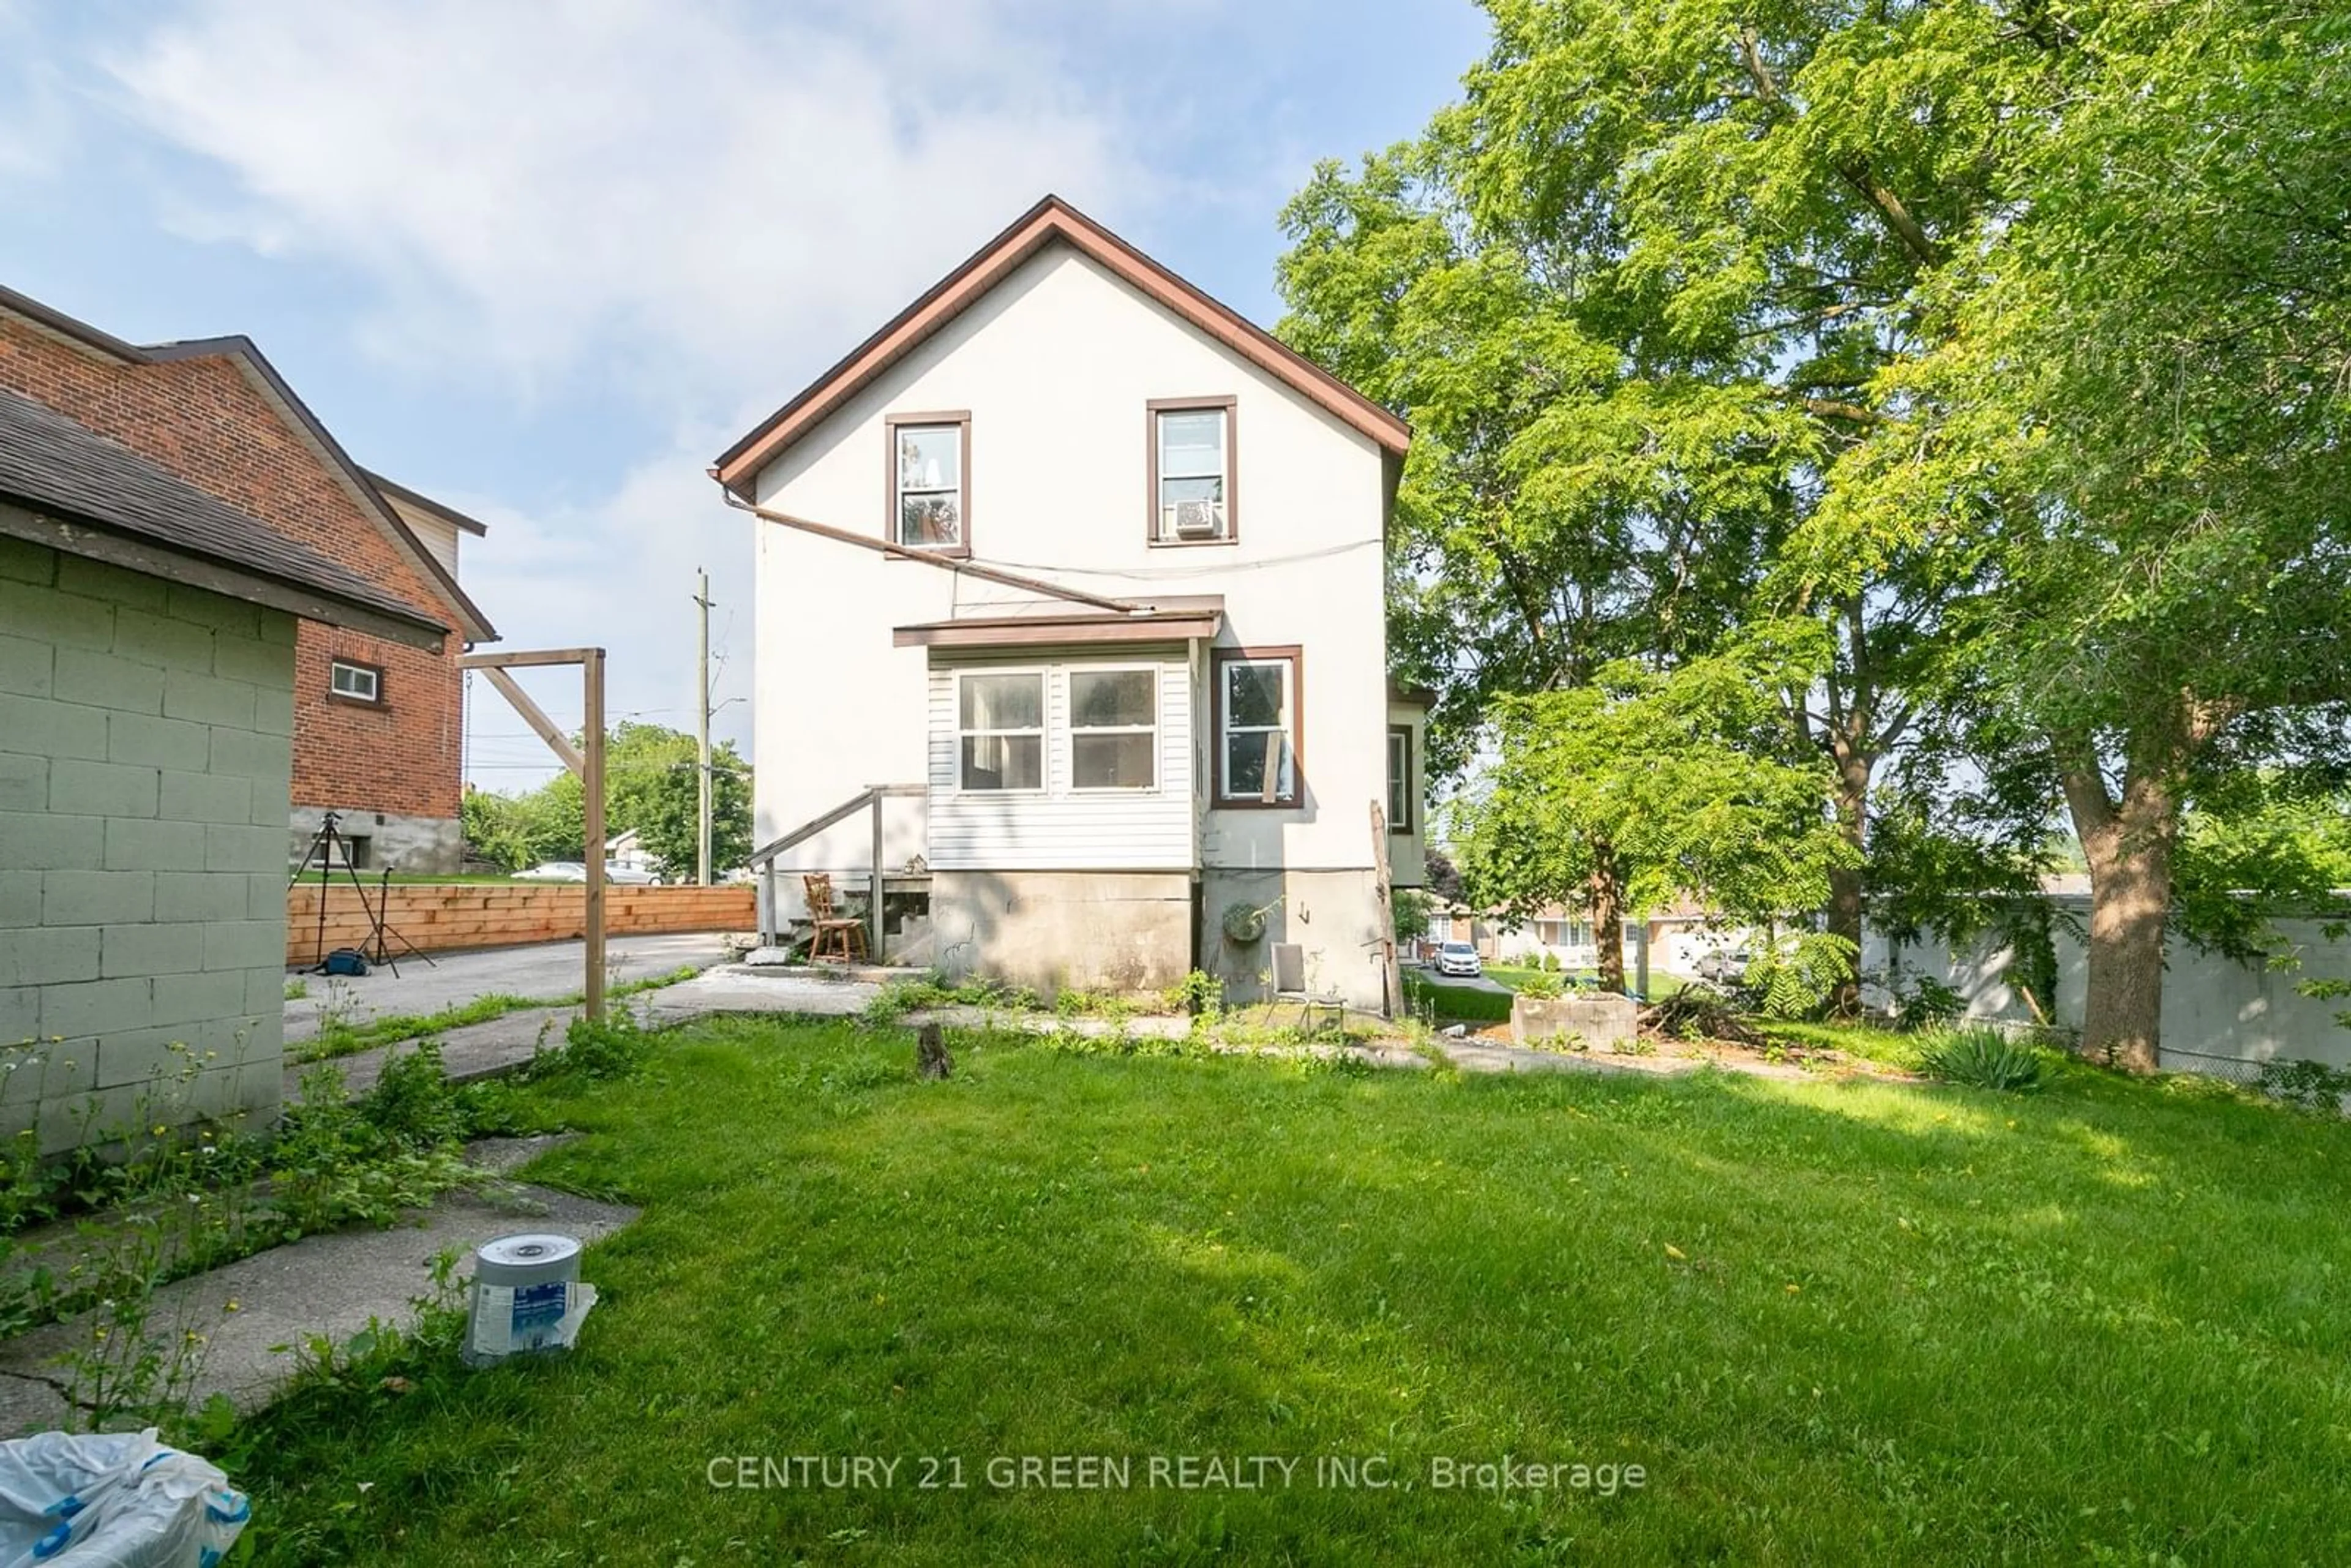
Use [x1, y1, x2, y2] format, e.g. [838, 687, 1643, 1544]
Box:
[463, 1232, 598, 1367]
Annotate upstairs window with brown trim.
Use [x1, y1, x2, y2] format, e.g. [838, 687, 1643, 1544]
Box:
[888, 413, 969, 554]
[1149, 398, 1234, 545]
[1213, 647, 1301, 807]
[328, 658, 383, 705]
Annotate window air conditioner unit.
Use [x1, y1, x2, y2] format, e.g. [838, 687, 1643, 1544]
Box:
[1169, 500, 1223, 538]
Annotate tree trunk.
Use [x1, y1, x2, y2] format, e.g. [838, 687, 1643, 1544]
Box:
[1588, 849, 1627, 991]
[1825, 740, 1872, 1016]
[2060, 743, 2182, 1075]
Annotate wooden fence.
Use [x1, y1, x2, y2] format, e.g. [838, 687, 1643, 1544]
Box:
[284, 882, 754, 965]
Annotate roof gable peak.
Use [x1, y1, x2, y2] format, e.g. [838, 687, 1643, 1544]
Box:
[713, 195, 1406, 496]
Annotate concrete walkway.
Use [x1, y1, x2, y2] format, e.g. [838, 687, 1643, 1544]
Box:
[284, 933, 733, 1044]
[0, 1137, 636, 1436]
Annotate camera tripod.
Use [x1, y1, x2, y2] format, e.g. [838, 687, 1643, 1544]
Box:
[288, 810, 434, 974]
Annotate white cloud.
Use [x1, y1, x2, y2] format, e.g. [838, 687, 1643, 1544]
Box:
[103, 0, 1149, 400]
[90, 0, 1180, 786]
[438, 426, 762, 789]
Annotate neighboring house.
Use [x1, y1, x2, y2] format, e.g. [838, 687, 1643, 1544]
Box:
[1444, 902, 1750, 980]
[0, 286, 497, 876]
[716, 196, 1423, 1008]
[0, 385, 449, 1150]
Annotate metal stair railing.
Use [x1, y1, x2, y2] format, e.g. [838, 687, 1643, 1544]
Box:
[749, 784, 925, 953]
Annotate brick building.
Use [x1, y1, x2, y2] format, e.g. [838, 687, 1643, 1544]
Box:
[0, 285, 496, 873]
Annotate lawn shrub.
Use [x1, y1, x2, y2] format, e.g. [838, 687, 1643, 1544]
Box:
[1163, 968, 1224, 1021]
[1893, 973, 1968, 1031]
[860, 972, 1043, 1026]
[360, 1043, 467, 1152]
[2257, 1057, 2351, 1114]
[1515, 969, 1567, 1000]
[1914, 1026, 2046, 1092]
[531, 1012, 658, 1081]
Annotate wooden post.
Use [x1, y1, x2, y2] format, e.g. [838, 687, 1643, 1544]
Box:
[583, 648, 607, 1020]
[457, 646, 612, 1019]
[869, 788, 885, 965]
[1370, 800, 1402, 1018]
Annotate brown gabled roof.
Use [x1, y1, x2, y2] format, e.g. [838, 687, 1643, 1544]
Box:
[0, 285, 495, 641]
[0, 388, 448, 648]
[141, 337, 497, 642]
[363, 470, 490, 536]
[714, 195, 1409, 495]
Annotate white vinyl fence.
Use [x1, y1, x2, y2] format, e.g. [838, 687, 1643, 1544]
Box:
[1865, 896, 2351, 1078]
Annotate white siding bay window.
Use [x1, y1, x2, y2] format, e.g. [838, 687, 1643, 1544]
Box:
[928, 655, 1191, 870]
[958, 670, 1044, 791]
[1069, 668, 1157, 790]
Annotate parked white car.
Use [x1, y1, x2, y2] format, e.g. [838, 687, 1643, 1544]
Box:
[514, 861, 664, 885]
[1434, 940, 1483, 978]
[1693, 948, 1751, 985]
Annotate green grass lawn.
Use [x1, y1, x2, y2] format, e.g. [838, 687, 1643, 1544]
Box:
[225, 1018, 2351, 1565]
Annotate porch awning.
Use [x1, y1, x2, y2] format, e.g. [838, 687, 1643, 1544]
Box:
[893, 599, 1223, 650]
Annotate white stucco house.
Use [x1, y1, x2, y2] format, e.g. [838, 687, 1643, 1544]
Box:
[714, 197, 1426, 1009]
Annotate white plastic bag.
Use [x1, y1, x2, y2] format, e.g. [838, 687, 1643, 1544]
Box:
[0, 1428, 249, 1567]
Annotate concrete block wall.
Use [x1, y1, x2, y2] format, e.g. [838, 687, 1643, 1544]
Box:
[0, 310, 469, 876]
[0, 538, 293, 1152]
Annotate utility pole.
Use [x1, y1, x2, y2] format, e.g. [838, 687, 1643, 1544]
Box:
[695, 568, 713, 887]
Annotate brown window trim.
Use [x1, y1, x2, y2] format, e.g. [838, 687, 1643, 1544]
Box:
[326, 657, 387, 708]
[885, 410, 972, 560]
[1387, 724, 1414, 833]
[1211, 645, 1303, 809]
[1146, 396, 1237, 548]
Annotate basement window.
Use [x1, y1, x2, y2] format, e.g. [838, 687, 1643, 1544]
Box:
[328, 659, 383, 705]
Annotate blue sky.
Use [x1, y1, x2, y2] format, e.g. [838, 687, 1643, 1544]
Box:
[0, 0, 1487, 786]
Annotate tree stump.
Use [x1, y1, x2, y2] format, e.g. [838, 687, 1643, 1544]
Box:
[915, 1022, 953, 1081]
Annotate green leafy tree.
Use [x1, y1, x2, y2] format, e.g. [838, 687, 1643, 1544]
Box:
[1452, 637, 1856, 992]
[1837, 0, 2351, 1068]
[1392, 887, 1435, 946]
[1277, 0, 2006, 1010]
[462, 722, 754, 880]
[1289, 1, 2351, 1060]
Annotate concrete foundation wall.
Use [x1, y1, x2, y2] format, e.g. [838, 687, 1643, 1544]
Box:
[286, 805, 460, 875]
[1, 541, 291, 1152]
[929, 870, 1192, 997]
[1201, 866, 1389, 1013]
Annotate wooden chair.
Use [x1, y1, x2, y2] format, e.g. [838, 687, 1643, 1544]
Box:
[803, 873, 868, 964]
